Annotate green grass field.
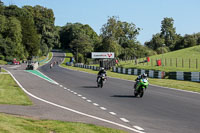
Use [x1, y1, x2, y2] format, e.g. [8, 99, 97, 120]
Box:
[118, 45, 200, 72]
[0, 113, 127, 133]
[0, 74, 32, 105]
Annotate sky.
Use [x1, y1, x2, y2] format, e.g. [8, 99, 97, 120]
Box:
[2, 0, 200, 44]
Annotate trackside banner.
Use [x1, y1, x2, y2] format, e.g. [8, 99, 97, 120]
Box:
[92, 52, 115, 59]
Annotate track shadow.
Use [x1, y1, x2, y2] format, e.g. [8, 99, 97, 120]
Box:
[82, 86, 98, 88]
[111, 95, 136, 98]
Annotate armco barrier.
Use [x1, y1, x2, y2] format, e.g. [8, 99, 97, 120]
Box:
[74, 64, 200, 82]
[112, 67, 165, 79]
[169, 72, 200, 82]
[74, 63, 100, 71]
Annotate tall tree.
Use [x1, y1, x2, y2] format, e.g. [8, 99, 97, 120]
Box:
[160, 17, 177, 50]
[20, 16, 40, 59]
[100, 16, 140, 58]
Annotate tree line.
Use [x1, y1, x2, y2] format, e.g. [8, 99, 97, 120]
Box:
[0, 1, 60, 61]
[1, 1, 200, 63]
[145, 17, 200, 54]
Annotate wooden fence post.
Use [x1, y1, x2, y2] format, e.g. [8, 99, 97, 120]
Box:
[196, 58, 198, 69]
[170, 58, 172, 67]
[189, 58, 191, 69]
[182, 58, 184, 68]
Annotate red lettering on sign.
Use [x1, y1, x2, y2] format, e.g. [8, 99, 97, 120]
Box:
[107, 54, 112, 57]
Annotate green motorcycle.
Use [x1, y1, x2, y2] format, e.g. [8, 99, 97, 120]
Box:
[134, 78, 149, 98]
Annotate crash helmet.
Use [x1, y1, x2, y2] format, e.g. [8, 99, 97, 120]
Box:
[142, 73, 147, 78]
[101, 67, 105, 70]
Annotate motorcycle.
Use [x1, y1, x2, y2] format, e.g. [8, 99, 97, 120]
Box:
[97, 73, 107, 88]
[134, 78, 149, 97]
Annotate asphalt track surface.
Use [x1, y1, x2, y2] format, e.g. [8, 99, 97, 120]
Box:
[1, 52, 200, 133]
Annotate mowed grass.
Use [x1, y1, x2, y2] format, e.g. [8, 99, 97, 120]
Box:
[118, 45, 200, 72]
[0, 74, 32, 105]
[0, 68, 6, 72]
[0, 113, 127, 133]
[0, 60, 7, 65]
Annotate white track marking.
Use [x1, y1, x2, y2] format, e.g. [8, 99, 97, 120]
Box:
[100, 107, 107, 110]
[93, 103, 99, 106]
[82, 97, 87, 99]
[109, 112, 116, 115]
[78, 94, 82, 97]
[64, 87, 67, 90]
[8, 71, 145, 133]
[120, 118, 129, 123]
[60, 85, 63, 87]
[73, 92, 77, 95]
[133, 126, 144, 131]
[87, 100, 92, 102]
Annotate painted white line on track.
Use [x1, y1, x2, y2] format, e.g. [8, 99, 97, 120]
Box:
[120, 118, 129, 123]
[93, 103, 99, 106]
[73, 92, 77, 95]
[67, 89, 70, 91]
[87, 100, 92, 102]
[7, 70, 146, 133]
[78, 94, 82, 97]
[100, 107, 107, 110]
[60, 85, 63, 87]
[82, 97, 87, 99]
[109, 112, 116, 115]
[133, 126, 144, 131]
[64, 87, 67, 90]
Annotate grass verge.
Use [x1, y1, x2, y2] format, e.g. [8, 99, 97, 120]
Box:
[0, 113, 127, 133]
[61, 63, 200, 93]
[0, 60, 7, 65]
[0, 68, 6, 72]
[39, 52, 53, 66]
[0, 74, 32, 105]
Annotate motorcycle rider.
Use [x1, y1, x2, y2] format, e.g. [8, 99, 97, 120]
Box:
[97, 67, 107, 82]
[134, 73, 148, 89]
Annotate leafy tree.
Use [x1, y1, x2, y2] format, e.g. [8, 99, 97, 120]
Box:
[0, 0, 4, 15]
[7, 17, 24, 59]
[100, 16, 141, 58]
[100, 36, 122, 56]
[23, 5, 58, 56]
[160, 17, 178, 50]
[20, 16, 40, 59]
[145, 33, 165, 50]
[69, 34, 93, 63]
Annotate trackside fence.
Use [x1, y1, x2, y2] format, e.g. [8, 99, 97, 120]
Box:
[74, 63, 200, 82]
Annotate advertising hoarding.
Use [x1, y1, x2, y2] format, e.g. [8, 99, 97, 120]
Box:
[92, 52, 115, 59]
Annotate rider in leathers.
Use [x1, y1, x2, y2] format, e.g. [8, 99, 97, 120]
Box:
[97, 67, 107, 82]
[134, 73, 148, 89]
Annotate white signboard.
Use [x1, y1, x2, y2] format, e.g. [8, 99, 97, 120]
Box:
[92, 52, 115, 59]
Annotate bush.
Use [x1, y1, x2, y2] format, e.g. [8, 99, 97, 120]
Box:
[0, 55, 5, 60]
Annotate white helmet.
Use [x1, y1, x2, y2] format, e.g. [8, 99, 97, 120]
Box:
[101, 67, 104, 70]
[142, 73, 147, 78]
